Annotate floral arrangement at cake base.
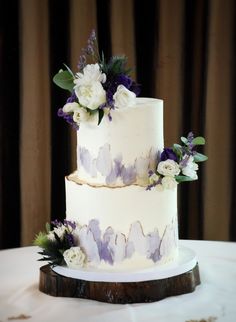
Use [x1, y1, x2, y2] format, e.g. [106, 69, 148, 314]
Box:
[34, 218, 178, 269]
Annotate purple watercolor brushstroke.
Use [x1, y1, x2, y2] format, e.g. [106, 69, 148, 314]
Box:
[121, 165, 137, 185]
[88, 219, 102, 254]
[96, 143, 112, 177]
[125, 241, 135, 258]
[113, 155, 123, 177]
[100, 227, 115, 264]
[72, 218, 177, 265]
[105, 167, 117, 185]
[78, 143, 160, 185]
[78, 226, 100, 263]
[109, 233, 126, 263]
[79, 147, 92, 174]
[146, 231, 161, 262]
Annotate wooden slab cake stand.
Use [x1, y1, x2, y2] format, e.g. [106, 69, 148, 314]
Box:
[39, 246, 200, 304]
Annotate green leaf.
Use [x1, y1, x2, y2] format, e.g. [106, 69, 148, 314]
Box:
[33, 231, 49, 248]
[45, 222, 51, 234]
[192, 136, 206, 145]
[98, 109, 104, 125]
[181, 136, 188, 145]
[63, 63, 75, 78]
[53, 70, 74, 92]
[193, 152, 208, 162]
[173, 144, 183, 159]
[175, 175, 196, 183]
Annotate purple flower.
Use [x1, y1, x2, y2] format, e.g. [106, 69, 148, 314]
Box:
[63, 220, 76, 230]
[57, 108, 79, 130]
[65, 233, 75, 247]
[88, 29, 96, 43]
[77, 54, 86, 71]
[160, 148, 178, 162]
[66, 92, 77, 103]
[116, 74, 133, 89]
[51, 219, 63, 227]
[130, 81, 141, 96]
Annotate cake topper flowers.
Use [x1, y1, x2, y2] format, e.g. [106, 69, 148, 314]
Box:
[147, 132, 208, 190]
[54, 30, 140, 130]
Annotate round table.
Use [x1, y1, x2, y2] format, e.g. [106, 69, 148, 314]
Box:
[0, 240, 236, 322]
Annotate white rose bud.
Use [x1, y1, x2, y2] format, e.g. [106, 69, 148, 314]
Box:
[73, 107, 89, 125]
[62, 102, 80, 113]
[149, 173, 160, 184]
[74, 81, 106, 110]
[113, 85, 136, 109]
[162, 176, 178, 190]
[63, 246, 86, 269]
[157, 160, 180, 177]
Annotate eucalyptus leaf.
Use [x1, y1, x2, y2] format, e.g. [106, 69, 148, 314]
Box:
[181, 136, 188, 145]
[98, 109, 104, 125]
[192, 136, 205, 145]
[175, 175, 195, 183]
[173, 144, 183, 158]
[45, 222, 51, 234]
[193, 152, 208, 162]
[63, 63, 75, 78]
[53, 70, 74, 92]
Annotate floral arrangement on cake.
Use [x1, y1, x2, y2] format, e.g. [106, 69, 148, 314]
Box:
[147, 132, 208, 190]
[54, 30, 140, 129]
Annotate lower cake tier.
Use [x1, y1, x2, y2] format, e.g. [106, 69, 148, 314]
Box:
[65, 174, 179, 270]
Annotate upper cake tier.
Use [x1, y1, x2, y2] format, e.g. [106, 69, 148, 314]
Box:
[76, 97, 164, 187]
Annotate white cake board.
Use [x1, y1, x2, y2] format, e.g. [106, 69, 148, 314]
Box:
[52, 246, 197, 283]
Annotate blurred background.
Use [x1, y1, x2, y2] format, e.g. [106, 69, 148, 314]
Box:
[0, 0, 235, 249]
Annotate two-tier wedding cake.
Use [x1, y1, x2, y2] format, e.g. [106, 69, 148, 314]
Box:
[35, 30, 207, 279]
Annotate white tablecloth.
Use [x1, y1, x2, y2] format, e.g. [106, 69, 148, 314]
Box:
[0, 240, 236, 322]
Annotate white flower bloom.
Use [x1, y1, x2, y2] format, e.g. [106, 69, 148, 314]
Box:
[74, 63, 106, 86]
[62, 102, 80, 114]
[149, 173, 160, 184]
[162, 176, 178, 190]
[73, 107, 89, 125]
[47, 225, 67, 241]
[63, 246, 86, 269]
[74, 81, 106, 110]
[113, 85, 136, 109]
[157, 160, 180, 177]
[47, 231, 56, 241]
[182, 156, 198, 180]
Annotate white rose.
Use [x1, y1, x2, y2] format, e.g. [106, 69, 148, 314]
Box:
[62, 102, 80, 113]
[157, 160, 180, 177]
[162, 176, 178, 190]
[74, 81, 106, 110]
[73, 107, 89, 125]
[182, 156, 198, 179]
[113, 85, 136, 109]
[74, 63, 106, 86]
[63, 246, 86, 269]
